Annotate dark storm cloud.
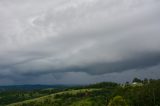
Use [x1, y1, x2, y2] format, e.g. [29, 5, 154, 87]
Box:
[84, 52, 160, 74]
[0, 0, 160, 84]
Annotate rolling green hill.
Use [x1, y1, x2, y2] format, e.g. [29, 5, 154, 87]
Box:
[6, 82, 118, 106]
[7, 89, 102, 106]
[1, 79, 160, 106]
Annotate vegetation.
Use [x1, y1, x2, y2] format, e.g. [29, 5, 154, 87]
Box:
[108, 96, 128, 106]
[0, 78, 160, 106]
[0, 88, 61, 106]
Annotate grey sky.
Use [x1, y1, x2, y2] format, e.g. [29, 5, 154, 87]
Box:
[0, 0, 160, 85]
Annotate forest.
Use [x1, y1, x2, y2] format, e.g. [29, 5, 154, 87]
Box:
[0, 78, 160, 106]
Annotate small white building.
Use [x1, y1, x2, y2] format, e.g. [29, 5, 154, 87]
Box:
[131, 82, 143, 87]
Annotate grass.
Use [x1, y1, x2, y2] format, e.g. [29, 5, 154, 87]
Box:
[7, 88, 100, 106]
[70, 98, 93, 106]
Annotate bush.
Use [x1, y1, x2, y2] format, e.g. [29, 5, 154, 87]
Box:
[108, 96, 128, 106]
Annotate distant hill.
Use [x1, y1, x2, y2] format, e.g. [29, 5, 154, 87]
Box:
[0, 85, 71, 91]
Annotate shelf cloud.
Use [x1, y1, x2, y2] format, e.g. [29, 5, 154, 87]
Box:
[0, 0, 160, 84]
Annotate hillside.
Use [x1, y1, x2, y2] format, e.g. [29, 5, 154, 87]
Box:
[3, 82, 118, 106]
[7, 89, 102, 106]
[1, 79, 160, 106]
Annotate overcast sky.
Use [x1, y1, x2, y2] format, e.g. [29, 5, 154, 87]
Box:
[0, 0, 160, 85]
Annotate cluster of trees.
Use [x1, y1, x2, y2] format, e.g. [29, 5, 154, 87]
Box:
[111, 79, 160, 106]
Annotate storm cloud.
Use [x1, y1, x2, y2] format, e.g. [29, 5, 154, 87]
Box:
[0, 0, 160, 84]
